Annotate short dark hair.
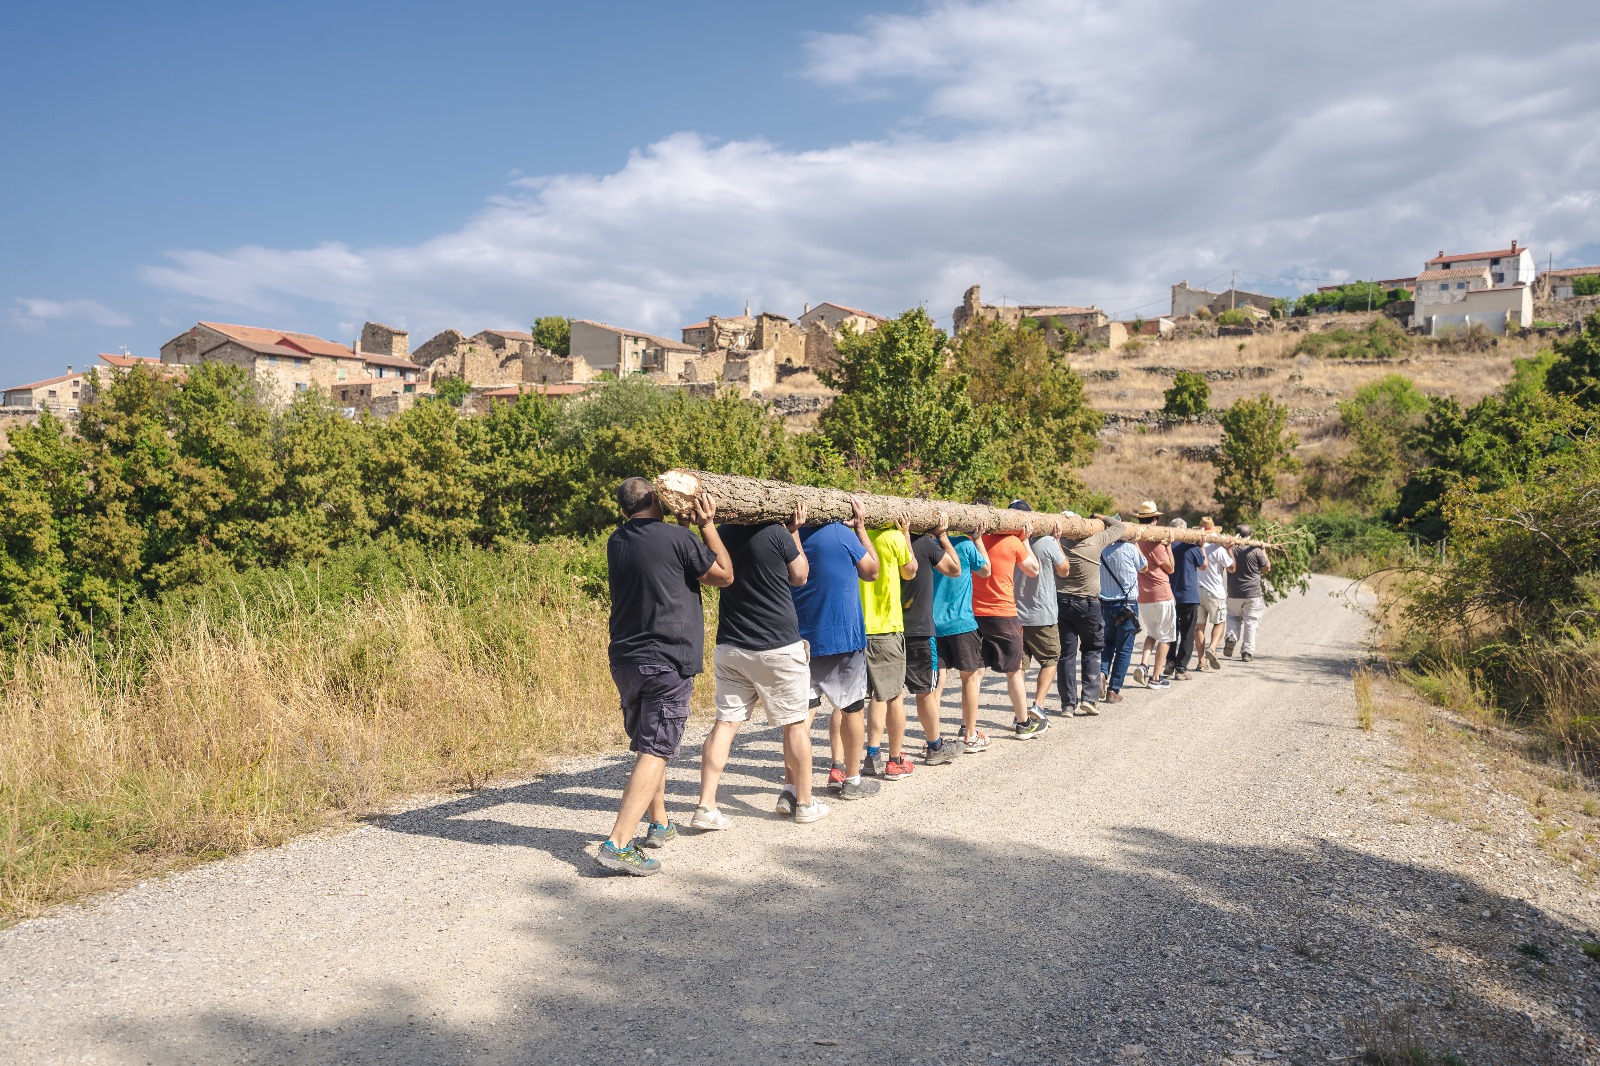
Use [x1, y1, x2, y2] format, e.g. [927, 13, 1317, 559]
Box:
[972, 496, 993, 507]
[616, 477, 657, 516]
[1137, 515, 1158, 524]
[1235, 523, 1253, 537]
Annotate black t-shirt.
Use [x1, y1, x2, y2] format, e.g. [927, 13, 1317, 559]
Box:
[716, 523, 802, 651]
[607, 518, 718, 674]
[901, 534, 948, 638]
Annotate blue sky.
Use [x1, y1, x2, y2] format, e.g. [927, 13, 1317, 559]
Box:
[5, 0, 1600, 387]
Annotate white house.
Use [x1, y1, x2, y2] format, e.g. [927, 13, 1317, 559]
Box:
[1413, 265, 1531, 336]
[2, 368, 87, 415]
[797, 302, 886, 334]
[569, 320, 696, 376]
[1423, 241, 1534, 288]
[1540, 267, 1600, 300]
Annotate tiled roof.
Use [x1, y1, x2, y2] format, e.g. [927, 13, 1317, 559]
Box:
[480, 329, 536, 342]
[3, 371, 81, 393]
[482, 383, 590, 397]
[571, 320, 697, 351]
[682, 315, 754, 331]
[1021, 306, 1100, 317]
[1417, 267, 1492, 281]
[808, 303, 887, 322]
[98, 353, 162, 369]
[1541, 266, 1600, 279]
[198, 321, 361, 360]
[1428, 247, 1527, 265]
[359, 352, 424, 371]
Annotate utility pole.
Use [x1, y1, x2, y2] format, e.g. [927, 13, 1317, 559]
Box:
[1231, 269, 1237, 310]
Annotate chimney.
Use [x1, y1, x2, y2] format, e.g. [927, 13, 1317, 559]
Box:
[1438, 250, 1445, 259]
[803, 302, 810, 315]
[1510, 240, 1518, 252]
[67, 364, 73, 375]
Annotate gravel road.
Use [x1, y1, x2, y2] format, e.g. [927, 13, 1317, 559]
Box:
[3, 576, 1597, 1065]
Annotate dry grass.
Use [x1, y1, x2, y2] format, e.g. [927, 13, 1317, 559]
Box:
[1354, 667, 1376, 731]
[0, 542, 682, 926]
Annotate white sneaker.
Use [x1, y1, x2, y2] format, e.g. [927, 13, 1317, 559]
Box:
[690, 805, 731, 831]
[1131, 664, 1147, 685]
[1076, 701, 1100, 716]
[793, 800, 831, 824]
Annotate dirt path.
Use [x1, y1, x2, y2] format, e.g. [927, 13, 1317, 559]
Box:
[3, 576, 1597, 1064]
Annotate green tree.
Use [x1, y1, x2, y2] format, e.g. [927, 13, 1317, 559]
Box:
[1162, 370, 1210, 418]
[432, 375, 472, 407]
[1212, 393, 1300, 524]
[532, 316, 572, 357]
[1546, 311, 1600, 404]
[953, 319, 1103, 508]
[1336, 374, 1428, 510]
[1573, 274, 1600, 297]
[818, 309, 1004, 498]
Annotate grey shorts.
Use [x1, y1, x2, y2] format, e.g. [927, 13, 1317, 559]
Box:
[714, 641, 810, 727]
[866, 632, 907, 701]
[809, 649, 868, 711]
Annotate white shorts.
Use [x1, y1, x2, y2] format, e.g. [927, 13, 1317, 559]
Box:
[1199, 591, 1227, 626]
[1138, 600, 1177, 643]
[713, 641, 810, 727]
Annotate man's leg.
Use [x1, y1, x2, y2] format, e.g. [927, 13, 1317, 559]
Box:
[1034, 657, 1057, 709]
[1056, 621, 1080, 710]
[866, 699, 887, 758]
[1005, 669, 1029, 725]
[1078, 599, 1105, 708]
[780, 719, 813, 806]
[696, 719, 742, 810]
[839, 700, 866, 780]
[961, 670, 982, 737]
[1241, 597, 1265, 656]
[1225, 597, 1245, 656]
[885, 693, 907, 760]
[609, 753, 668, 848]
[829, 708, 844, 765]
[1149, 637, 1169, 681]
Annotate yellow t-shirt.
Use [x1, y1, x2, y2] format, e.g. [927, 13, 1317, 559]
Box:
[860, 527, 911, 635]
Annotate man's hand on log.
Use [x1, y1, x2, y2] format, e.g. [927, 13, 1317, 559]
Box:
[786, 500, 807, 533]
[691, 492, 717, 528]
[849, 495, 867, 533]
[1050, 516, 1064, 538]
[934, 511, 950, 538]
[972, 517, 989, 540]
[895, 513, 911, 542]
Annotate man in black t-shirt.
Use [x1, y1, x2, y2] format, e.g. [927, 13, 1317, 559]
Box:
[900, 514, 963, 765]
[599, 477, 733, 877]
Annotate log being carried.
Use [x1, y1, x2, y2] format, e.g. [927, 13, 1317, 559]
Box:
[653, 469, 1275, 550]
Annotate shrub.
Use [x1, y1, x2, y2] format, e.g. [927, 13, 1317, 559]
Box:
[1336, 375, 1429, 510]
[1214, 307, 1253, 327]
[1212, 393, 1300, 523]
[432, 375, 472, 407]
[1162, 370, 1210, 418]
[1293, 506, 1412, 573]
[1573, 274, 1600, 297]
[1292, 318, 1412, 360]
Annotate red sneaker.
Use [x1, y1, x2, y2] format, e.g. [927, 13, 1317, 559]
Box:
[827, 766, 846, 791]
[883, 755, 915, 781]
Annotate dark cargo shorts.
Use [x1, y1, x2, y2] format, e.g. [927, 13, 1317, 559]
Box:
[610, 660, 695, 759]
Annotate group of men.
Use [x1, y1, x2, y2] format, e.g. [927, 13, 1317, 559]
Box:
[599, 477, 1273, 877]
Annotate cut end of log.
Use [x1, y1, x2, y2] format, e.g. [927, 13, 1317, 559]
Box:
[656, 469, 702, 497]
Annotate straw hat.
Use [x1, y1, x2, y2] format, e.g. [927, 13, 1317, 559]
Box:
[1132, 500, 1163, 519]
[1199, 515, 1215, 530]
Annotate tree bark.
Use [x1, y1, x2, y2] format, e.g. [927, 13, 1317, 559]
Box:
[653, 469, 1275, 549]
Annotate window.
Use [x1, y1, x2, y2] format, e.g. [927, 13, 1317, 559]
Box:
[404, 384, 415, 394]
[266, 354, 278, 365]
[1456, 282, 1466, 290]
[1492, 272, 1504, 284]
[294, 382, 308, 392]
[1490, 257, 1501, 266]
[1440, 283, 1449, 291]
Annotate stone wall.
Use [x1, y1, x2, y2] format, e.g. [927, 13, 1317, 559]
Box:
[1086, 322, 1130, 350]
[724, 349, 776, 394]
[804, 322, 841, 375]
[753, 313, 806, 366]
[413, 329, 528, 386]
[358, 322, 409, 359]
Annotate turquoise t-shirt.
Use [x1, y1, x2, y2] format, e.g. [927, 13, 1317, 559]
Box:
[932, 536, 985, 637]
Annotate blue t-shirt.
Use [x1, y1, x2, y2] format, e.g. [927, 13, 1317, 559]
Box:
[1170, 542, 1204, 604]
[791, 523, 868, 656]
[932, 536, 986, 637]
[1099, 541, 1146, 602]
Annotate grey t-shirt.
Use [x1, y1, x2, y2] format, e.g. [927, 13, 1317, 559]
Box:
[1057, 520, 1128, 600]
[1227, 546, 1270, 599]
[1015, 534, 1067, 627]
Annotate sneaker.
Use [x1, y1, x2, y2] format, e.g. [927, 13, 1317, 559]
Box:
[1206, 648, 1221, 670]
[639, 820, 678, 849]
[597, 841, 661, 877]
[1100, 676, 1110, 701]
[864, 749, 887, 777]
[793, 799, 831, 824]
[1240, 652, 1254, 663]
[884, 755, 915, 781]
[1224, 635, 1237, 658]
[1075, 701, 1100, 716]
[962, 731, 992, 754]
[1149, 677, 1172, 690]
[1172, 670, 1191, 681]
[827, 766, 846, 790]
[1029, 702, 1048, 721]
[1106, 690, 1124, 704]
[923, 740, 957, 766]
[837, 777, 881, 801]
[1131, 663, 1147, 685]
[690, 806, 731, 831]
[775, 790, 797, 816]
[1014, 716, 1047, 741]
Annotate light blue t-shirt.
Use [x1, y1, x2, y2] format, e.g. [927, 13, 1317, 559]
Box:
[1099, 541, 1146, 602]
[932, 536, 986, 637]
[1015, 535, 1067, 627]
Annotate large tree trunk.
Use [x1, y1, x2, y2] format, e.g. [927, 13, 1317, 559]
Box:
[653, 469, 1274, 549]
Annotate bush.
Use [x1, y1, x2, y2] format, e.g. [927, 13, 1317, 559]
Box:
[1573, 274, 1600, 297]
[1212, 393, 1300, 523]
[1214, 308, 1253, 327]
[1293, 507, 1413, 573]
[1336, 375, 1429, 510]
[1162, 370, 1210, 418]
[1292, 317, 1412, 360]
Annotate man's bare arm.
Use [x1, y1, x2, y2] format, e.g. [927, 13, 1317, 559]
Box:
[786, 501, 809, 587]
[692, 493, 734, 588]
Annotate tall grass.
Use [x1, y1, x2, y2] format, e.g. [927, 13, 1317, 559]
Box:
[0, 539, 654, 925]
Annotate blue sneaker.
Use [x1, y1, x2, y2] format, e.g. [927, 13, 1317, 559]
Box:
[639, 820, 679, 849]
[596, 841, 661, 877]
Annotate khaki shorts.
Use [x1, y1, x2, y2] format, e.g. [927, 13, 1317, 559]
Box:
[714, 641, 810, 727]
[865, 632, 907, 702]
[1199, 591, 1227, 626]
[1138, 600, 1177, 643]
[1022, 624, 1061, 664]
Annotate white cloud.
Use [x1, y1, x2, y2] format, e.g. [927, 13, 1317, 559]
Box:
[141, 1, 1600, 338]
[11, 297, 132, 331]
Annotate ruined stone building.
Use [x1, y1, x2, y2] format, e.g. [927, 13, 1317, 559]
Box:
[160, 321, 426, 409]
[952, 285, 1108, 336]
[1169, 281, 1277, 319]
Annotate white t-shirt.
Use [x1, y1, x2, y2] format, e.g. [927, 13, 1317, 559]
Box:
[1197, 543, 1232, 599]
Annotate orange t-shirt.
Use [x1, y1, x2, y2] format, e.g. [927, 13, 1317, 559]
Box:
[972, 533, 1029, 617]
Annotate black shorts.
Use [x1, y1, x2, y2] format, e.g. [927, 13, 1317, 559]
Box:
[935, 629, 984, 674]
[904, 634, 936, 695]
[976, 615, 1024, 674]
[610, 660, 695, 759]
